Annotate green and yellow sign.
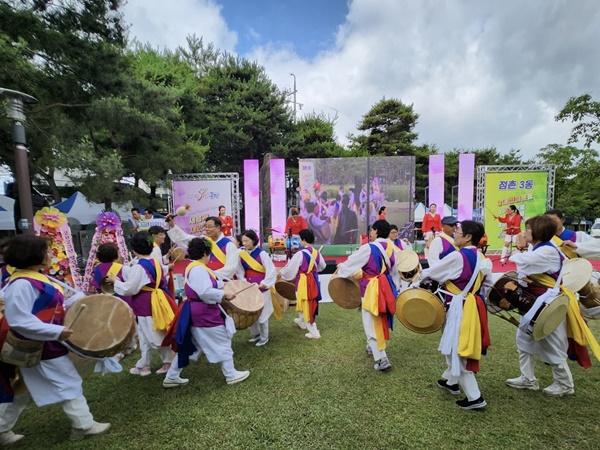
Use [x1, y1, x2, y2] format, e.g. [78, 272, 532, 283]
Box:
[484, 171, 548, 250]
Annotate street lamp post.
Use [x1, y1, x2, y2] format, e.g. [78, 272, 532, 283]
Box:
[0, 88, 38, 234]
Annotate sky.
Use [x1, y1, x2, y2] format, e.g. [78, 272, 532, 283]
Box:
[122, 0, 600, 156]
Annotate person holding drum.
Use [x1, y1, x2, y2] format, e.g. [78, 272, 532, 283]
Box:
[336, 220, 400, 372]
[0, 235, 110, 445]
[427, 216, 458, 265]
[162, 237, 250, 388]
[236, 230, 277, 347]
[109, 232, 176, 377]
[506, 215, 600, 396]
[494, 205, 522, 265]
[545, 209, 576, 243]
[279, 229, 326, 339]
[418, 221, 492, 410]
[389, 224, 412, 251]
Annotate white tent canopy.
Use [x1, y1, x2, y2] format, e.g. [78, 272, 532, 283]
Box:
[414, 202, 453, 222]
[0, 196, 15, 230]
[53, 192, 132, 225]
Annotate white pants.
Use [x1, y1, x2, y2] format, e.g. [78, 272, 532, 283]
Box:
[362, 309, 387, 362]
[249, 290, 273, 340]
[135, 316, 174, 369]
[442, 356, 481, 401]
[501, 234, 518, 260]
[0, 393, 94, 433]
[166, 326, 236, 380]
[517, 350, 574, 388]
[249, 321, 269, 340]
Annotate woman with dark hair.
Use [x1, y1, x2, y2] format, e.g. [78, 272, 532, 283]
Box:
[235, 230, 276, 346]
[162, 238, 250, 388]
[108, 231, 176, 377]
[377, 206, 387, 220]
[419, 220, 493, 411]
[0, 235, 110, 444]
[0, 239, 14, 288]
[506, 215, 600, 397]
[494, 205, 522, 265]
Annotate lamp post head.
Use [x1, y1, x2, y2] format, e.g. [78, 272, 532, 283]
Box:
[0, 88, 38, 121]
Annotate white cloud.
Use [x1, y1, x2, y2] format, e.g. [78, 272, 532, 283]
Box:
[248, 0, 600, 156]
[122, 0, 237, 52]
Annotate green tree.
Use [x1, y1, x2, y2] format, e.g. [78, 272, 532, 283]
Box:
[536, 144, 600, 219]
[349, 98, 419, 156]
[556, 94, 600, 148]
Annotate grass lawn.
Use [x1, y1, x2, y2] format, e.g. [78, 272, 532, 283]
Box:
[11, 304, 600, 449]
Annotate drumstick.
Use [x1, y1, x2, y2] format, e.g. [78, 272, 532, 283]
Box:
[66, 304, 87, 329]
[231, 284, 257, 297]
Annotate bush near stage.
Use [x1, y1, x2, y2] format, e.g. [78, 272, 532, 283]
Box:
[15, 305, 600, 449]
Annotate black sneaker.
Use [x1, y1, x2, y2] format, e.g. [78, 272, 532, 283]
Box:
[456, 396, 487, 410]
[437, 379, 461, 395]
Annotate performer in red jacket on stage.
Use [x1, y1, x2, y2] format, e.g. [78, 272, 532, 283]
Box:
[218, 206, 234, 237]
[285, 208, 308, 236]
[494, 205, 522, 264]
[422, 203, 442, 257]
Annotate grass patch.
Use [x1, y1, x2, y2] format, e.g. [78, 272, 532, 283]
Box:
[11, 305, 600, 449]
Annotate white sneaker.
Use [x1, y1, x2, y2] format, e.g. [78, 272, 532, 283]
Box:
[255, 338, 269, 347]
[226, 370, 250, 385]
[0, 431, 25, 445]
[505, 376, 539, 390]
[304, 331, 320, 339]
[155, 363, 171, 375]
[543, 382, 575, 397]
[293, 318, 307, 330]
[248, 335, 261, 343]
[162, 376, 190, 388]
[70, 421, 111, 441]
[129, 366, 151, 377]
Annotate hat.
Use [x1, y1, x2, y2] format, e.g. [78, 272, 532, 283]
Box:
[396, 288, 445, 334]
[441, 216, 458, 225]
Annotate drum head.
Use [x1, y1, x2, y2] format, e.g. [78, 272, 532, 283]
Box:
[396, 250, 420, 273]
[396, 288, 445, 334]
[65, 294, 135, 358]
[328, 277, 361, 309]
[224, 280, 264, 313]
[562, 258, 593, 292]
[532, 295, 569, 341]
[170, 247, 186, 262]
[274, 280, 297, 301]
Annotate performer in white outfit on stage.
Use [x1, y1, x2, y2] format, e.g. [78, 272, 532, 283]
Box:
[0, 235, 110, 445]
[235, 230, 276, 347]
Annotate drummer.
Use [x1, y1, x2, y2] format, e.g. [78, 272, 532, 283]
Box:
[235, 230, 277, 347]
[418, 220, 492, 410]
[0, 235, 110, 444]
[506, 215, 600, 396]
[545, 209, 576, 242]
[279, 229, 326, 339]
[427, 216, 458, 266]
[162, 237, 250, 387]
[108, 232, 176, 377]
[149, 226, 173, 274]
[336, 220, 400, 371]
[389, 224, 412, 251]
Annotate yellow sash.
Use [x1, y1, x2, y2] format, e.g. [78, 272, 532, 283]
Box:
[529, 273, 600, 361]
[296, 248, 318, 323]
[362, 243, 394, 351]
[239, 250, 265, 273]
[446, 274, 483, 361]
[440, 232, 458, 250]
[141, 259, 175, 331]
[10, 270, 64, 294]
[184, 260, 217, 282]
[107, 262, 122, 280]
[206, 237, 227, 266]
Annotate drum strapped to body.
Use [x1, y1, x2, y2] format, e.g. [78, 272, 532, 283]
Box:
[328, 270, 362, 309]
[223, 280, 264, 330]
[64, 294, 136, 358]
[395, 285, 445, 334]
[486, 271, 569, 339]
[169, 247, 186, 263]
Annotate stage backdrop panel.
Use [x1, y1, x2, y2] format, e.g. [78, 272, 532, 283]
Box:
[484, 171, 548, 250]
[298, 156, 414, 245]
[172, 179, 233, 235]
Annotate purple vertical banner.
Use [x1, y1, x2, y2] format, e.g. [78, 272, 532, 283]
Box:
[428, 154, 445, 209]
[270, 159, 286, 237]
[457, 153, 475, 220]
[243, 159, 260, 234]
